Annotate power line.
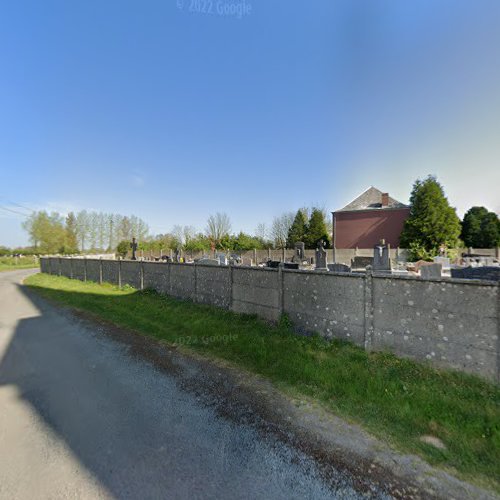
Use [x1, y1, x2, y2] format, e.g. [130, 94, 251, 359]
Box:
[0, 205, 30, 217]
[0, 197, 35, 214]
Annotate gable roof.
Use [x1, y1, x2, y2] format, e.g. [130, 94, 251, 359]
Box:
[336, 187, 408, 212]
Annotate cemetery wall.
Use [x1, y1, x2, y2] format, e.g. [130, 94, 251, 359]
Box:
[39, 257, 499, 382]
[370, 276, 499, 381]
[40, 258, 50, 273]
[72, 259, 86, 281]
[232, 267, 281, 322]
[283, 270, 366, 346]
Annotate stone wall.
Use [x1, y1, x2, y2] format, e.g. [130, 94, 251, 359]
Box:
[39, 257, 499, 382]
[232, 267, 281, 322]
[370, 277, 499, 381]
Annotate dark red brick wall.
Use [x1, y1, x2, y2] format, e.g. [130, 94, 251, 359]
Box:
[333, 208, 410, 248]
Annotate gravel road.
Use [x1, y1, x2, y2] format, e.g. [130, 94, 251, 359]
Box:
[0, 270, 371, 499]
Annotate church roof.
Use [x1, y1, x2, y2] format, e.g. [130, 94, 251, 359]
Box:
[336, 187, 408, 212]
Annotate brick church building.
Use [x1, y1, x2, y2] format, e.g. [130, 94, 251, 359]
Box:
[332, 187, 410, 249]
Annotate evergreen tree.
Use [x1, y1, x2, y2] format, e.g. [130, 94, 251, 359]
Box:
[400, 176, 461, 260]
[286, 210, 308, 248]
[305, 208, 330, 249]
[461, 207, 500, 248]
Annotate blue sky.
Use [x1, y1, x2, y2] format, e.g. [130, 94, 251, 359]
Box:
[1, 0, 499, 247]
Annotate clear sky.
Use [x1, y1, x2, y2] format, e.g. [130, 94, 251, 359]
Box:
[1, 0, 499, 247]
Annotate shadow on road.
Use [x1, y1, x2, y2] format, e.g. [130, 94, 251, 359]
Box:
[0, 282, 347, 500]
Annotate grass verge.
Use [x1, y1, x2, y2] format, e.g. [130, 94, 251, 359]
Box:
[25, 273, 500, 492]
[0, 256, 38, 272]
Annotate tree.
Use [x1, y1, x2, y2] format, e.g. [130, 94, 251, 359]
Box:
[400, 176, 461, 260]
[461, 207, 500, 248]
[76, 210, 90, 251]
[22, 211, 66, 254]
[206, 213, 231, 249]
[116, 240, 129, 258]
[271, 212, 294, 249]
[286, 210, 308, 248]
[305, 208, 330, 249]
[64, 212, 79, 253]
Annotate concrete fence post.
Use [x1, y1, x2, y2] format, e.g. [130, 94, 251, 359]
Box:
[278, 264, 284, 319]
[118, 258, 122, 288]
[140, 261, 144, 290]
[268, 248, 271, 260]
[58, 257, 62, 277]
[229, 262, 234, 310]
[193, 263, 198, 303]
[99, 258, 103, 285]
[83, 258, 87, 282]
[253, 248, 257, 266]
[69, 257, 73, 279]
[48, 258, 52, 275]
[363, 266, 374, 351]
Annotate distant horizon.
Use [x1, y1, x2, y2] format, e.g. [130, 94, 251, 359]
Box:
[2, 1, 499, 247]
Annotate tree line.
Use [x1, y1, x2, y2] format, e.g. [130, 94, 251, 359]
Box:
[21, 210, 149, 254]
[12, 182, 500, 259]
[400, 176, 500, 260]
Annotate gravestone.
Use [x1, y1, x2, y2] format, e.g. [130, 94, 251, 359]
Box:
[328, 263, 351, 273]
[292, 242, 306, 263]
[315, 240, 327, 270]
[130, 237, 138, 261]
[433, 256, 450, 269]
[284, 262, 299, 270]
[174, 249, 180, 263]
[373, 239, 391, 271]
[351, 256, 374, 270]
[267, 260, 281, 268]
[197, 258, 219, 266]
[451, 266, 500, 281]
[216, 253, 228, 265]
[420, 263, 442, 279]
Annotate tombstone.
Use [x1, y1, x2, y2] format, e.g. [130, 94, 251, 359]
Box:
[292, 242, 306, 263]
[451, 266, 500, 282]
[351, 256, 374, 270]
[283, 262, 299, 270]
[174, 249, 180, 263]
[433, 256, 451, 269]
[315, 240, 327, 270]
[216, 253, 228, 266]
[267, 260, 281, 269]
[420, 263, 442, 279]
[328, 263, 351, 273]
[373, 239, 391, 272]
[197, 258, 219, 266]
[130, 237, 138, 260]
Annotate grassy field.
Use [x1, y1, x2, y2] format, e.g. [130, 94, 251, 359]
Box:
[25, 273, 500, 492]
[0, 256, 39, 272]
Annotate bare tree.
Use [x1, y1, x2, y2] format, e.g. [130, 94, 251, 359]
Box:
[206, 212, 231, 248]
[183, 225, 197, 246]
[255, 223, 268, 242]
[271, 212, 294, 249]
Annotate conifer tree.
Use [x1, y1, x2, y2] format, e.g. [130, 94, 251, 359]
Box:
[400, 176, 461, 260]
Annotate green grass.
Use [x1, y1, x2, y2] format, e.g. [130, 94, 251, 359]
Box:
[25, 273, 500, 491]
[0, 256, 39, 272]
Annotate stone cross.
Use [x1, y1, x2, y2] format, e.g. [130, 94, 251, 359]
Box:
[130, 237, 138, 261]
[315, 240, 327, 270]
[373, 239, 391, 271]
